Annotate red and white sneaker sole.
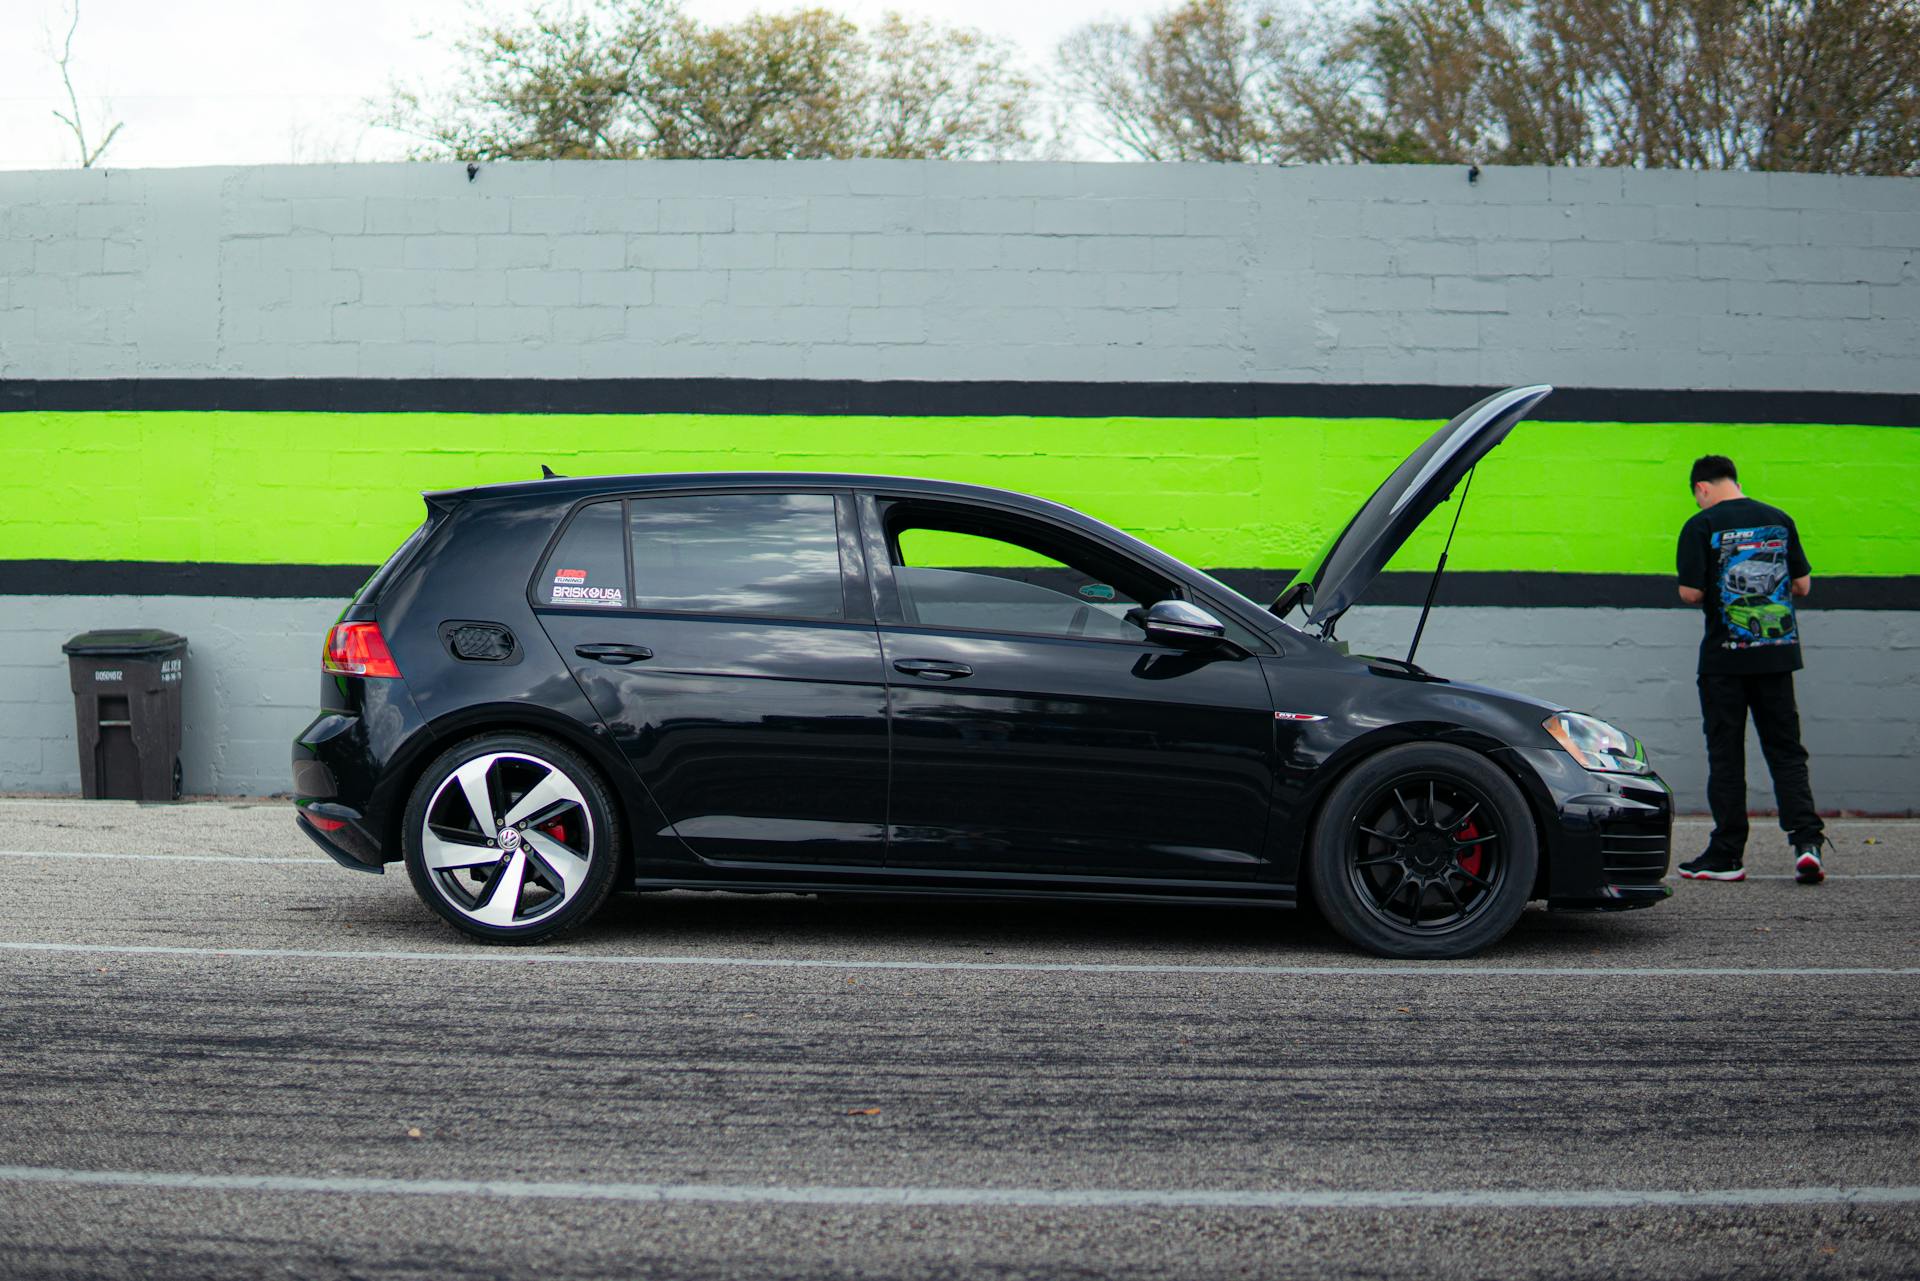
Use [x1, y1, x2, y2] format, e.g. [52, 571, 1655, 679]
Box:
[1679, 866, 1746, 881]
[1796, 854, 1825, 884]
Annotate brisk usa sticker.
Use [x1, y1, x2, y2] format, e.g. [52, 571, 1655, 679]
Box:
[552, 568, 624, 606]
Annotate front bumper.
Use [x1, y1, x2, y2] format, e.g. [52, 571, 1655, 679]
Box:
[1496, 746, 1675, 911]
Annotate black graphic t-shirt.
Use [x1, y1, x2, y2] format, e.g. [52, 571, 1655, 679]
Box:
[1676, 496, 1811, 675]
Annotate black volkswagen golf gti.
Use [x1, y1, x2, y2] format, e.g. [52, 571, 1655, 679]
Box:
[294, 386, 1672, 958]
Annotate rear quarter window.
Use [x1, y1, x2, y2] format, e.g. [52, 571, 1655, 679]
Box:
[535, 502, 628, 608]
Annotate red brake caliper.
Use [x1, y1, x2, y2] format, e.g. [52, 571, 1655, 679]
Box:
[1457, 820, 1484, 877]
[542, 822, 567, 845]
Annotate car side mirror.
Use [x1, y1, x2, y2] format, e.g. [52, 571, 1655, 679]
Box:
[1127, 599, 1230, 649]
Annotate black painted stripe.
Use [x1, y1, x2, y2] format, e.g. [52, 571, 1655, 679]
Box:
[4, 560, 1914, 609]
[2, 378, 1915, 426]
[0, 561, 372, 599]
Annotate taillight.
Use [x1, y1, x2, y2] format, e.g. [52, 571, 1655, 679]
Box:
[323, 622, 402, 678]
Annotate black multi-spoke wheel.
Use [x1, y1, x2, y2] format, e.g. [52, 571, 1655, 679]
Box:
[402, 732, 621, 944]
[1309, 744, 1538, 959]
[1349, 775, 1502, 932]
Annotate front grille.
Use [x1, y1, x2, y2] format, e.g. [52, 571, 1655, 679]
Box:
[1600, 828, 1671, 883]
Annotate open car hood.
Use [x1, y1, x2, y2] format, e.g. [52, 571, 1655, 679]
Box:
[1276, 385, 1554, 631]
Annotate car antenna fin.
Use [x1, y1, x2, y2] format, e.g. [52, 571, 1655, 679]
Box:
[540, 464, 565, 479]
[1405, 464, 1475, 669]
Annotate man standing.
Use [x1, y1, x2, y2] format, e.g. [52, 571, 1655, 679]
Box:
[1675, 455, 1828, 884]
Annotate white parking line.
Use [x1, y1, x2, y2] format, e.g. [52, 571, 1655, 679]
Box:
[0, 850, 318, 865]
[1, 1165, 1914, 1211]
[2, 940, 1915, 978]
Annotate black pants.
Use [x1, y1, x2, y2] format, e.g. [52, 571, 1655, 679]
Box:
[1698, 671, 1823, 856]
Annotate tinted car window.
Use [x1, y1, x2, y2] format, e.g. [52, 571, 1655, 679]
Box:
[894, 528, 1140, 640]
[630, 493, 843, 619]
[536, 501, 628, 608]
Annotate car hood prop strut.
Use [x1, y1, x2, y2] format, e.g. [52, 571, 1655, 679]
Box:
[1404, 464, 1474, 669]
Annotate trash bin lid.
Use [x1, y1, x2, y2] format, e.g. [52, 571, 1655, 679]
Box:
[62, 628, 188, 657]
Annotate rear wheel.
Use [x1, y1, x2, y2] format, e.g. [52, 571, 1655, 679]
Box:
[1308, 743, 1537, 959]
[401, 733, 620, 944]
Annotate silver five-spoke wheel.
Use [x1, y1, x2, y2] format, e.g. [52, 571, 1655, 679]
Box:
[403, 734, 619, 943]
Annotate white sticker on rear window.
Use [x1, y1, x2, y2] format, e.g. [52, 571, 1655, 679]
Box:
[551, 584, 625, 606]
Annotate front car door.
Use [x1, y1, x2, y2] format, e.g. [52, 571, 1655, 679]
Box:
[861, 492, 1278, 883]
[533, 488, 890, 866]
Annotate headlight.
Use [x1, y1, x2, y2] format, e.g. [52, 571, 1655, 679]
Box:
[1544, 712, 1651, 774]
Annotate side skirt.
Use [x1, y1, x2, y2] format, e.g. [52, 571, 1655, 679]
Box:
[629, 863, 1297, 909]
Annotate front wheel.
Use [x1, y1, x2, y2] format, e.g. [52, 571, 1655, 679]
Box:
[1308, 743, 1538, 959]
[401, 733, 621, 944]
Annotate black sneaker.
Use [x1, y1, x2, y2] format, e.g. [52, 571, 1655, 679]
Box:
[1678, 851, 1746, 881]
[1794, 843, 1827, 885]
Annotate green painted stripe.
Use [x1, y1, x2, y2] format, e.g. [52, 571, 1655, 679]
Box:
[5, 412, 1915, 576]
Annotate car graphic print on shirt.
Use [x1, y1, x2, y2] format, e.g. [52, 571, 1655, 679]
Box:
[1714, 526, 1795, 649]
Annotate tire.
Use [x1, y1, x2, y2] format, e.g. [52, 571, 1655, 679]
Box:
[401, 732, 621, 945]
[1307, 743, 1538, 959]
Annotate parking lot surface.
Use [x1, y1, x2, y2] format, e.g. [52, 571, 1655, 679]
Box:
[1, 798, 1916, 1280]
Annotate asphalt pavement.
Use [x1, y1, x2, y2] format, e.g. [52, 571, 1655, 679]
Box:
[1, 798, 1915, 1280]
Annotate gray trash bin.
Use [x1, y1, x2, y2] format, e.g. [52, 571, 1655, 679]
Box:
[62, 629, 187, 801]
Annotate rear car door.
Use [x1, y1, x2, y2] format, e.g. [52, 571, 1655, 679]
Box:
[533, 488, 889, 866]
[862, 493, 1277, 882]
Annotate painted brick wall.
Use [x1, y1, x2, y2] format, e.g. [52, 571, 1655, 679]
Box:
[3, 595, 1911, 810]
[2, 161, 1916, 389]
[2, 160, 1916, 808]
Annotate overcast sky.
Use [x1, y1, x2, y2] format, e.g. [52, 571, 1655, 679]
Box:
[1, 0, 1156, 170]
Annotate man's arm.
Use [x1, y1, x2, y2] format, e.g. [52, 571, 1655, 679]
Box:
[1787, 514, 1811, 598]
[1678, 585, 1704, 604]
[1676, 515, 1707, 606]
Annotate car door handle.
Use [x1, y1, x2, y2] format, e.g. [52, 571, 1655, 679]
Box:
[893, 659, 973, 681]
[575, 643, 653, 665]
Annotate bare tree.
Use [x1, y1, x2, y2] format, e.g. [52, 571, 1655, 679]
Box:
[863, 13, 1034, 159]
[1062, 0, 1920, 175]
[1276, 0, 1592, 165]
[637, 9, 863, 159]
[1533, 0, 1920, 173]
[1056, 0, 1294, 161]
[49, 0, 124, 168]
[385, 2, 1038, 161]
[384, 0, 673, 160]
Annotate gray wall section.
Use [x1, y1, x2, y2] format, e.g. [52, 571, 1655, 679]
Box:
[2, 596, 342, 798]
[3, 161, 1916, 390]
[2, 593, 1913, 813]
[1338, 606, 1920, 818]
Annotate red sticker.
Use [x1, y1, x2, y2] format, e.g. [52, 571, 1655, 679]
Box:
[553, 568, 587, 584]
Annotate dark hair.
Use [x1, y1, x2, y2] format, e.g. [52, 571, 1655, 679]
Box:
[1690, 455, 1737, 487]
